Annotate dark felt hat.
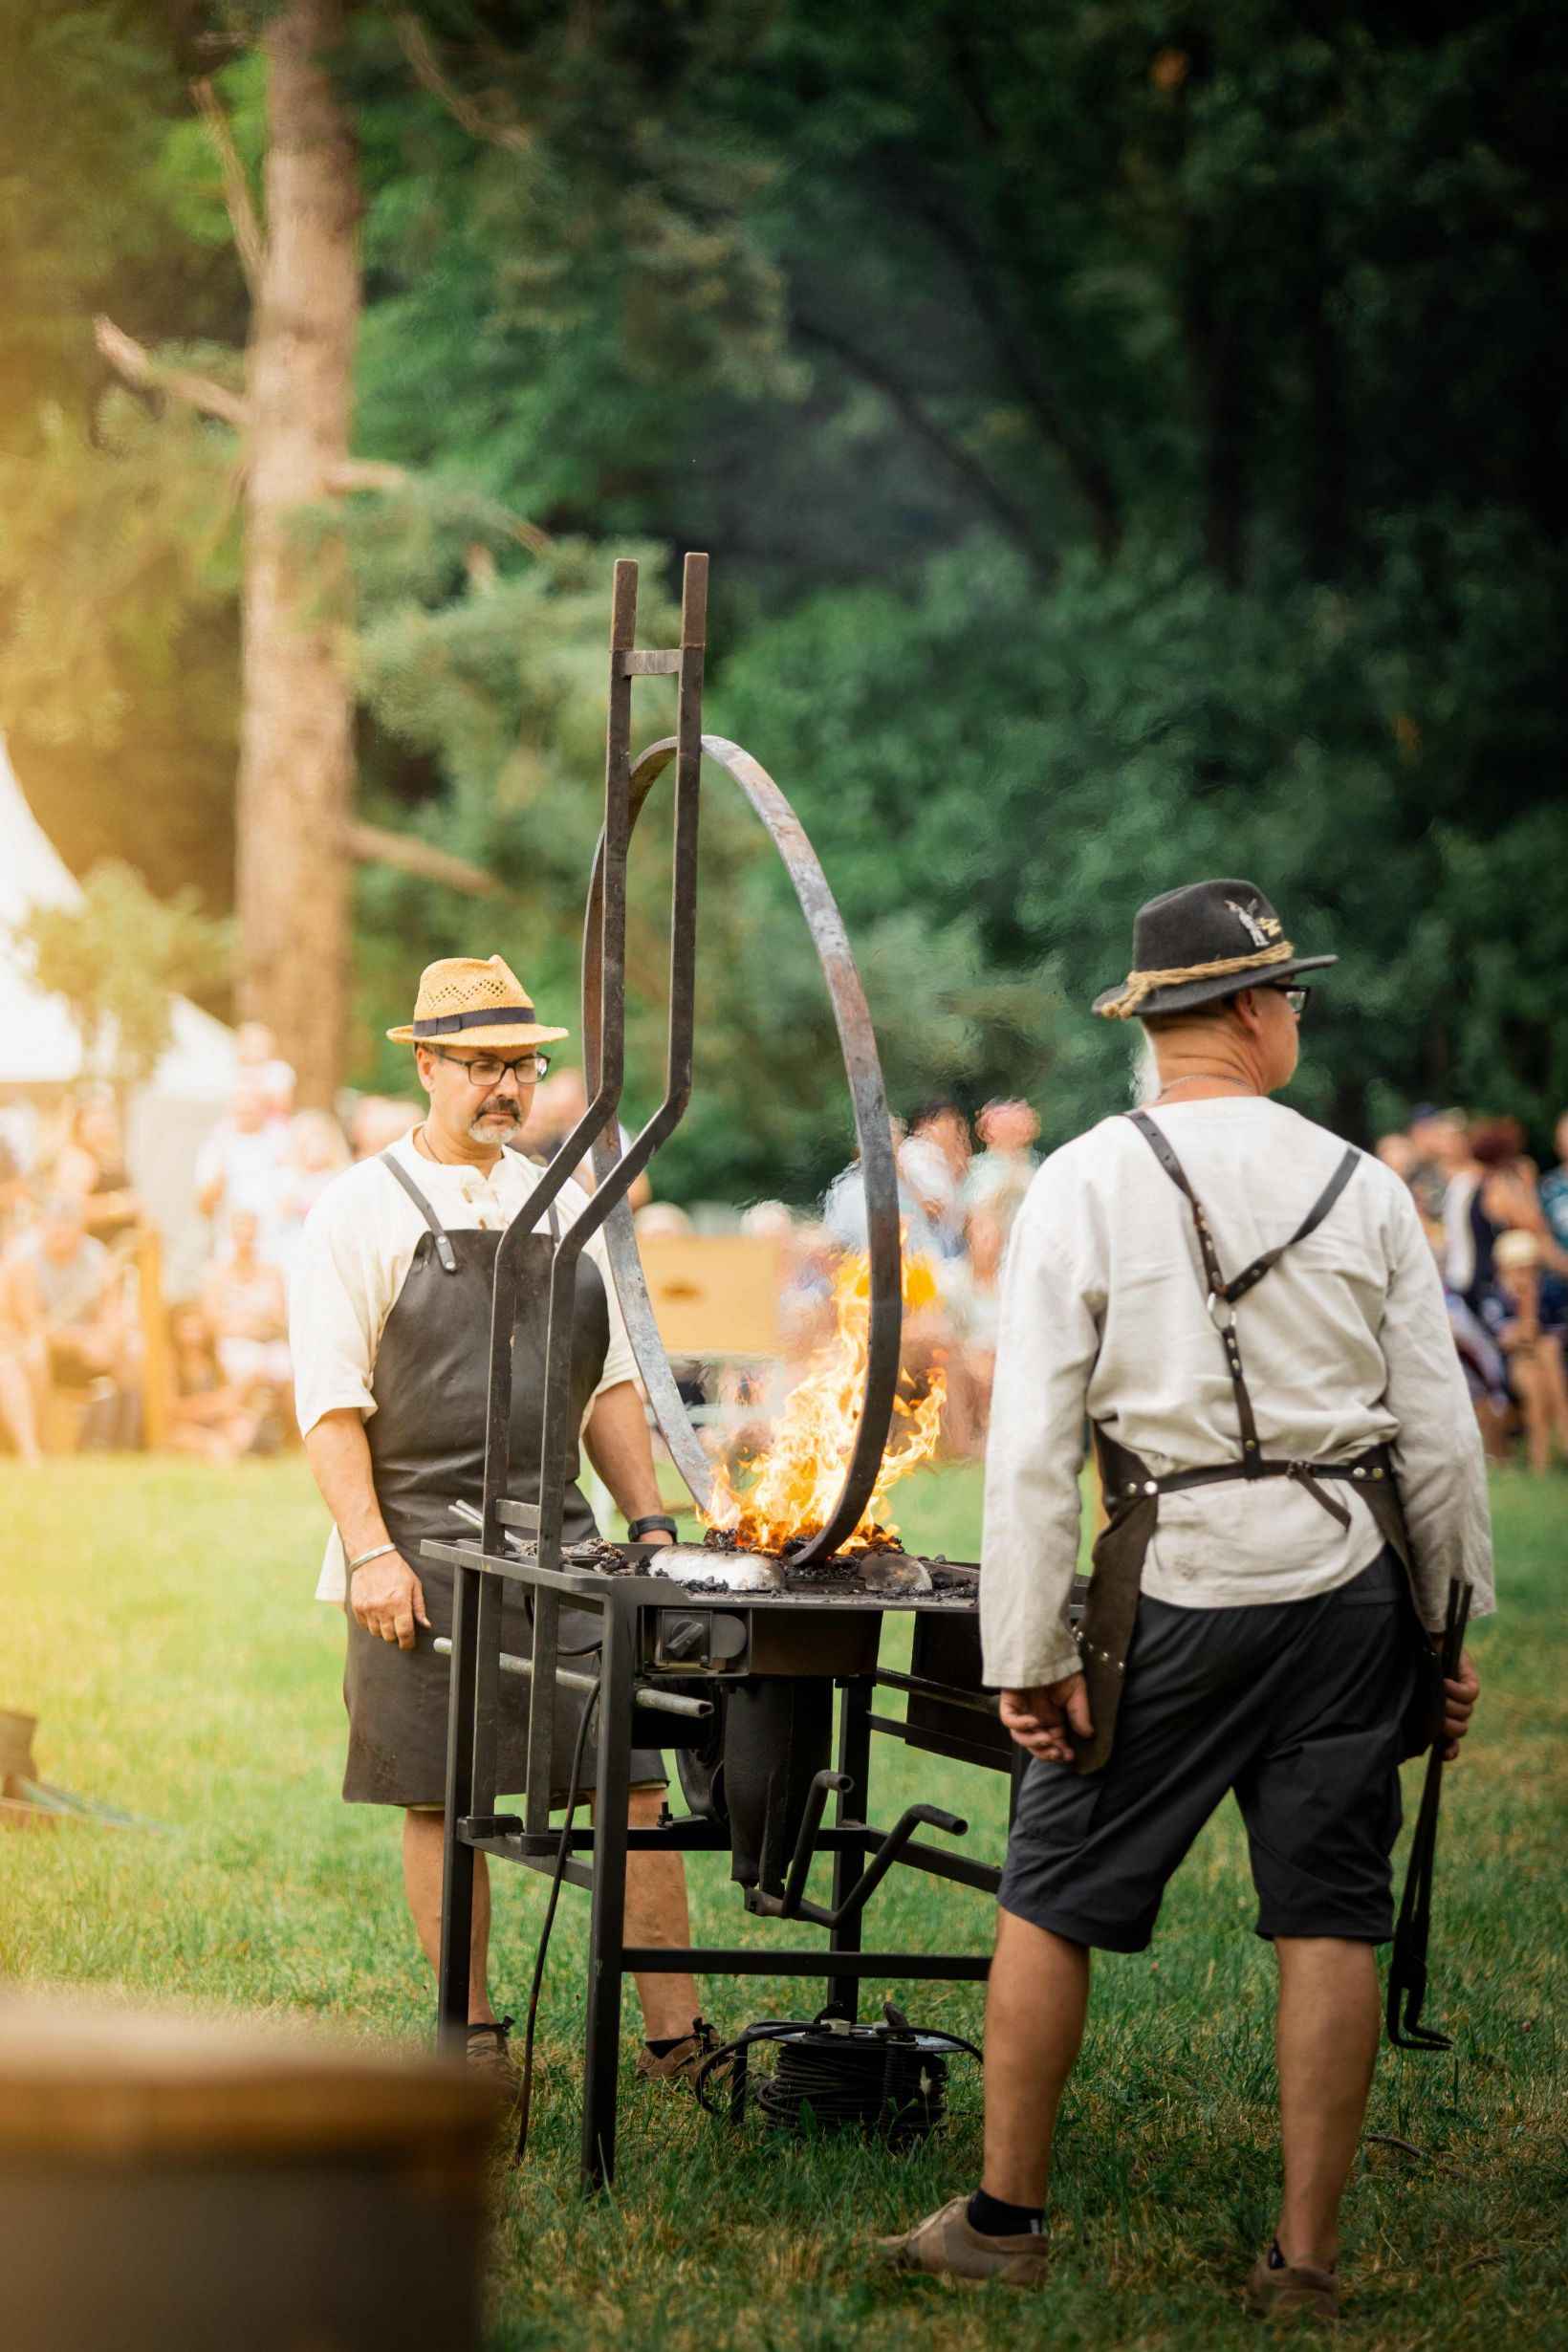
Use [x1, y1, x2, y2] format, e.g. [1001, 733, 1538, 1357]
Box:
[1092, 880, 1337, 1020]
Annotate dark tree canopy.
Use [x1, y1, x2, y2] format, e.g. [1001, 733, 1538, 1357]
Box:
[3, 1, 1563, 1184]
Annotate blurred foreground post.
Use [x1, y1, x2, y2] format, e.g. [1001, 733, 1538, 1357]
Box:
[0, 2001, 499, 2352]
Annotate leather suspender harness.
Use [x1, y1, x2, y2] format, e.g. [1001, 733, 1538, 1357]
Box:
[1120, 1111, 1373, 1532]
[1076, 1111, 1466, 2051]
[380, 1144, 562, 1268]
[1072, 1114, 1411, 1785]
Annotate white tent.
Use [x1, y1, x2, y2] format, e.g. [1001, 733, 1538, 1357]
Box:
[0, 737, 236, 1097]
[0, 738, 238, 1286]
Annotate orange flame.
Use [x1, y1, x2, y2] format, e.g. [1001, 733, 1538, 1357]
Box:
[706, 1248, 947, 1554]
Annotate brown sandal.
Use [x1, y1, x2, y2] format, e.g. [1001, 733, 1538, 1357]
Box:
[465, 2016, 521, 2100]
[1244, 2244, 1340, 2323]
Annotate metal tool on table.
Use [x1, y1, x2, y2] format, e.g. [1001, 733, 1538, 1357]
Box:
[427, 555, 1038, 2189]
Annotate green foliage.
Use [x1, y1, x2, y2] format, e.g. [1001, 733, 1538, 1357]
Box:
[5, 0, 1565, 1179]
[711, 526, 1568, 1181]
[11, 860, 231, 1089]
[0, 4, 247, 904]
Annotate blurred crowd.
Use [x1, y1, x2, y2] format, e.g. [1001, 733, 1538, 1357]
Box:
[5, 1037, 1561, 1491]
[1376, 1106, 1568, 1474]
[0, 1089, 150, 1463]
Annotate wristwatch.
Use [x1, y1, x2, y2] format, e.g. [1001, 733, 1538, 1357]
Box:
[625, 1514, 679, 1543]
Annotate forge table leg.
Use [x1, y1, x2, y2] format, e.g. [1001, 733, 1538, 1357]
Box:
[438, 1561, 480, 2051]
[581, 1598, 633, 2190]
[826, 1676, 875, 2019]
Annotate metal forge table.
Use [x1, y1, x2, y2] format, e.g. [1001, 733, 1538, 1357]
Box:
[428, 555, 1030, 2187]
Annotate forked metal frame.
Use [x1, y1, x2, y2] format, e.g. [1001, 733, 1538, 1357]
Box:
[431, 556, 1002, 2188]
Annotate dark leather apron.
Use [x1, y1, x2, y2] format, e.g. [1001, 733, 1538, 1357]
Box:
[1071, 1111, 1436, 1775]
[341, 1148, 640, 1806]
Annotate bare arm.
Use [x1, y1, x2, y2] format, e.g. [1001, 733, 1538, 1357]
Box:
[303, 1406, 430, 1647]
[581, 1380, 670, 1534]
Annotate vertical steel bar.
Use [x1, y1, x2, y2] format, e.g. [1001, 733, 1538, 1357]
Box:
[523, 1585, 560, 1840]
[580, 555, 708, 1507]
[580, 1596, 633, 2190]
[826, 1675, 876, 2018]
[481, 561, 637, 1833]
[437, 1560, 480, 2049]
[531, 560, 638, 1579]
[468, 1574, 503, 1838]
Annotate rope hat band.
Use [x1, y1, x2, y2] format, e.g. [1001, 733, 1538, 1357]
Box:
[1096, 939, 1296, 1021]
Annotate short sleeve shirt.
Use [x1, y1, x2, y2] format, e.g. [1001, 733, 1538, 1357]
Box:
[291, 1134, 638, 1598]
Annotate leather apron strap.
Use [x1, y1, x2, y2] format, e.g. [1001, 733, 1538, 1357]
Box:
[379, 1145, 561, 1274]
[379, 1147, 459, 1272]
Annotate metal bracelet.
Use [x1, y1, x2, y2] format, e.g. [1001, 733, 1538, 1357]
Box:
[346, 1540, 399, 1573]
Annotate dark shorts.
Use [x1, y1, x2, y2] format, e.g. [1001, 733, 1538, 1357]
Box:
[998, 1548, 1420, 1951]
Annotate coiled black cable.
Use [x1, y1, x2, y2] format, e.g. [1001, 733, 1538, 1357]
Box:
[694, 2012, 980, 2148]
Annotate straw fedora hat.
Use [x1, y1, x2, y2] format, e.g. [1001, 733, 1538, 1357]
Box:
[385, 955, 571, 1049]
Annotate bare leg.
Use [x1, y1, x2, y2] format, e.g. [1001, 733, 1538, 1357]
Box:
[1537, 1334, 1568, 1458]
[0, 1355, 41, 1463]
[1513, 1355, 1550, 1473]
[403, 1809, 496, 2025]
[403, 1790, 701, 2039]
[594, 1783, 703, 2041]
[1274, 1937, 1380, 2271]
[979, 1909, 1092, 2207]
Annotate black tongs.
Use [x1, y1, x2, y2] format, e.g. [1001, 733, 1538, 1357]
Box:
[1386, 1578, 1472, 2052]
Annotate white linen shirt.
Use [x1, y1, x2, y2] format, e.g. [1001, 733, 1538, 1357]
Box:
[292, 1134, 638, 1601]
[980, 1098, 1495, 1689]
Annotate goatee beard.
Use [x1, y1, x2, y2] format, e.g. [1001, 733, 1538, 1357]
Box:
[468, 1106, 519, 1144]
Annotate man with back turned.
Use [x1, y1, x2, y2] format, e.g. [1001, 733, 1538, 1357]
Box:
[882, 881, 1492, 2319]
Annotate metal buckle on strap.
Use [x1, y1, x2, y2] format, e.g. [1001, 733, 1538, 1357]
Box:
[1206, 1290, 1237, 1333]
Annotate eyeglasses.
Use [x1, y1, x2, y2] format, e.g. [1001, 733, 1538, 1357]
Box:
[430, 1047, 551, 1089]
[1267, 985, 1311, 1018]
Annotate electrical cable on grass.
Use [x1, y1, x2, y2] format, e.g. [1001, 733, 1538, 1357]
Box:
[514, 1673, 601, 2165]
[693, 2012, 980, 2147]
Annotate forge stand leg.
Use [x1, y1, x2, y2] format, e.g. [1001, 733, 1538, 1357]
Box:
[826, 1676, 875, 2018]
[438, 1561, 481, 2050]
[581, 1599, 633, 2189]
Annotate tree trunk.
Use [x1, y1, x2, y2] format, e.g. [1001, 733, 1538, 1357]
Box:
[235, 0, 359, 1107]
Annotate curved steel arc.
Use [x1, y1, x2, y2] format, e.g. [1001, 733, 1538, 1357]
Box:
[584, 732, 903, 1572]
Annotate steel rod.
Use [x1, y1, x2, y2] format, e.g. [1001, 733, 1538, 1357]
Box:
[874, 1666, 999, 1719]
[431, 1636, 711, 1719]
[620, 1949, 992, 1981]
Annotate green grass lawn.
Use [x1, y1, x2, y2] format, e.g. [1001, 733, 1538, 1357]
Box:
[2, 1457, 1563, 2349]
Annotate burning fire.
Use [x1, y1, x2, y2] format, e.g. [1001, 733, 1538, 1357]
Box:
[706, 1247, 947, 1554]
